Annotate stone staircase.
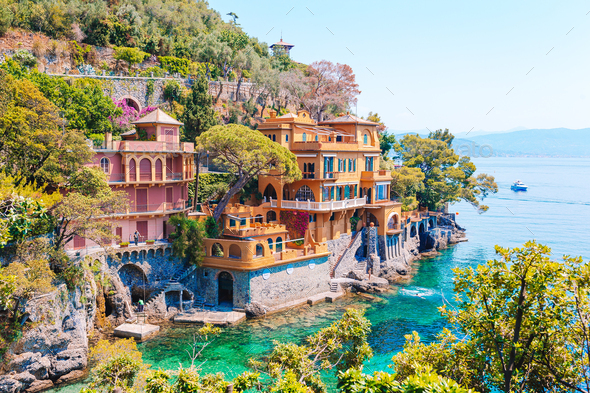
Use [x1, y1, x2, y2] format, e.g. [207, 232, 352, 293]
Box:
[356, 260, 367, 274]
[330, 282, 340, 293]
[330, 230, 363, 278]
[144, 263, 195, 308]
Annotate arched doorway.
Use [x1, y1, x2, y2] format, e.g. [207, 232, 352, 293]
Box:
[410, 224, 417, 238]
[366, 212, 379, 227]
[387, 214, 399, 230]
[123, 97, 141, 112]
[118, 264, 148, 304]
[419, 222, 426, 234]
[263, 184, 277, 200]
[218, 272, 234, 306]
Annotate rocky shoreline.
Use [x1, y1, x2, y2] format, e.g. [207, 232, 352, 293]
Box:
[0, 215, 466, 392]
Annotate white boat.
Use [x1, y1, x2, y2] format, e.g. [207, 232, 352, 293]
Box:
[511, 180, 528, 191]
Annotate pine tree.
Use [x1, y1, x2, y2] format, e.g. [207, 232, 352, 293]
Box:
[181, 76, 217, 208]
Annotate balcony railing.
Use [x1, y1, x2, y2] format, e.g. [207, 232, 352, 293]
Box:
[115, 200, 191, 215]
[95, 140, 194, 153]
[269, 197, 366, 212]
[108, 172, 184, 183]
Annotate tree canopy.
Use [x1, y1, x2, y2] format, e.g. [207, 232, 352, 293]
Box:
[395, 130, 497, 212]
[196, 124, 301, 221]
[392, 241, 590, 393]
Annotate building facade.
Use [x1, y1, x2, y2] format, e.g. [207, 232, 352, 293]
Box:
[69, 109, 195, 249]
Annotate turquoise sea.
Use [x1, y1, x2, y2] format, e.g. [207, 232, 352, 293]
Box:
[50, 157, 590, 392]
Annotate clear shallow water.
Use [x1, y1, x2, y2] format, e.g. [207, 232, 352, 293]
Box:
[50, 157, 590, 392]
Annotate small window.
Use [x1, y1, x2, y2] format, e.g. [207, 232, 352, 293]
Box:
[230, 219, 236, 227]
[267, 238, 273, 250]
[272, 134, 276, 142]
[302, 133, 307, 142]
[286, 134, 289, 142]
[100, 157, 110, 174]
[336, 135, 342, 142]
[364, 134, 368, 145]
[240, 218, 247, 226]
[315, 135, 318, 141]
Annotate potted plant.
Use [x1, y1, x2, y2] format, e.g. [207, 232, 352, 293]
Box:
[146, 239, 155, 244]
[120, 242, 130, 248]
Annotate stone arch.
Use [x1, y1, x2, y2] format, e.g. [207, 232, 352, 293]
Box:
[147, 249, 155, 258]
[263, 184, 277, 200]
[419, 222, 426, 234]
[266, 210, 277, 222]
[122, 252, 130, 262]
[120, 95, 142, 112]
[410, 224, 417, 237]
[140, 250, 146, 260]
[156, 248, 163, 257]
[228, 244, 241, 259]
[118, 264, 147, 288]
[131, 251, 138, 260]
[295, 185, 315, 201]
[255, 214, 263, 223]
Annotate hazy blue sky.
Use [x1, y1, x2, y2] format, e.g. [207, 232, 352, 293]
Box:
[209, 0, 590, 134]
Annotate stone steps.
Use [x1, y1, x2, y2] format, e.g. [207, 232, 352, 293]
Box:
[330, 282, 340, 292]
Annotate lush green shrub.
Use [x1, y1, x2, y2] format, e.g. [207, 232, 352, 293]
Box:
[12, 50, 37, 67]
[159, 55, 190, 76]
[0, 7, 13, 37]
[87, 133, 105, 147]
[140, 66, 165, 77]
[114, 46, 149, 70]
[163, 80, 182, 102]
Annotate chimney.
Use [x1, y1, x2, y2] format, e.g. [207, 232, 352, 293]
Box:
[105, 132, 112, 149]
[269, 109, 277, 119]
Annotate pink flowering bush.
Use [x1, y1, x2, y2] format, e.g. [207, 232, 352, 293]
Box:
[109, 98, 157, 134]
[280, 210, 309, 239]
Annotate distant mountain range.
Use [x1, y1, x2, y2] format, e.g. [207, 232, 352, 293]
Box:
[453, 128, 590, 157]
[392, 128, 590, 157]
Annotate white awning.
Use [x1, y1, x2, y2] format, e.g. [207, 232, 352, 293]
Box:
[363, 153, 380, 157]
[296, 154, 317, 158]
[376, 181, 390, 186]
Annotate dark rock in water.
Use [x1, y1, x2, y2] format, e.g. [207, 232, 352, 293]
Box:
[8, 352, 51, 380]
[56, 370, 85, 385]
[25, 378, 54, 392]
[347, 270, 366, 281]
[0, 375, 24, 393]
[245, 301, 269, 318]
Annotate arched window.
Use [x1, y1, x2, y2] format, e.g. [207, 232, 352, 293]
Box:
[263, 184, 277, 200]
[267, 238, 273, 250]
[302, 133, 307, 142]
[255, 244, 263, 257]
[100, 157, 110, 174]
[212, 243, 224, 257]
[255, 214, 263, 223]
[155, 159, 163, 181]
[272, 134, 276, 142]
[276, 237, 283, 252]
[229, 244, 241, 259]
[315, 135, 318, 141]
[267, 210, 277, 222]
[129, 159, 136, 182]
[286, 134, 289, 142]
[364, 134, 369, 145]
[139, 158, 152, 181]
[295, 185, 315, 201]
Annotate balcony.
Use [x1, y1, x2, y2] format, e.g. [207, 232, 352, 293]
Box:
[301, 171, 341, 180]
[95, 140, 194, 153]
[291, 141, 360, 151]
[361, 170, 391, 181]
[269, 197, 366, 212]
[114, 200, 191, 216]
[108, 172, 184, 183]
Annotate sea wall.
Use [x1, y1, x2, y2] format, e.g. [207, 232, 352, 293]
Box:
[192, 255, 331, 310]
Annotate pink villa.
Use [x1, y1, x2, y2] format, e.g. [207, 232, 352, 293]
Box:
[69, 109, 195, 249]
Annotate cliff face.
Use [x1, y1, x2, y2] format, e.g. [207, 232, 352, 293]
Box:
[0, 275, 97, 392]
